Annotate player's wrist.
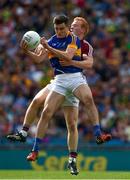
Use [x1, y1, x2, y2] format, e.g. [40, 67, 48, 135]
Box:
[46, 45, 52, 51]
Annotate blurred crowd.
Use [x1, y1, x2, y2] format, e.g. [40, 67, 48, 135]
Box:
[0, 0, 130, 144]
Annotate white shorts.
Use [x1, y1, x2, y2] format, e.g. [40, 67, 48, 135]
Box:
[47, 72, 87, 107]
[46, 76, 81, 107]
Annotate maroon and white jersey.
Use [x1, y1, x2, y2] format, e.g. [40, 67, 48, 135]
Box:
[81, 40, 93, 57]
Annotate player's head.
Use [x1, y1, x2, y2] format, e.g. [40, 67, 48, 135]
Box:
[71, 17, 89, 40]
[53, 15, 69, 38]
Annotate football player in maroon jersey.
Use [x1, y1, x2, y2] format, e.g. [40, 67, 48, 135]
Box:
[59, 16, 112, 146]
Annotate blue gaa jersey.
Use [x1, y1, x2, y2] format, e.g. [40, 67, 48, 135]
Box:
[48, 31, 82, 75]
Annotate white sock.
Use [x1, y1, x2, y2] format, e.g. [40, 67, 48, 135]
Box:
[69, 157, 76, 163]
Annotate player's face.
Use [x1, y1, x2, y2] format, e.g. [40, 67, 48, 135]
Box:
[71, 20, 86, 39]
[54, 23, 68, 38]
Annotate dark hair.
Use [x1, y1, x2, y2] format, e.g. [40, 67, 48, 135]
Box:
[53, 15, 69, 25]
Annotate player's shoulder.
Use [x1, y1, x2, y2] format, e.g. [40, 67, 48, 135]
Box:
[48, 34, 57, 42]
[82, 40, 92, 46]
[82, 40, 93, 50]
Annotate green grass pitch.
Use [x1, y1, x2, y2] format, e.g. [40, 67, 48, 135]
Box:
[0, 170, 130, 179]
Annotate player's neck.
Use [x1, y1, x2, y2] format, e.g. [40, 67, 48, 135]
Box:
[78, 35, 84, 40]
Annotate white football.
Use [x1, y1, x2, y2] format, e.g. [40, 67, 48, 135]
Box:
[22, 31, 40, 50]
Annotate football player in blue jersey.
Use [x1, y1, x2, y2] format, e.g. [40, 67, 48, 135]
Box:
[7, 15, 111, 175]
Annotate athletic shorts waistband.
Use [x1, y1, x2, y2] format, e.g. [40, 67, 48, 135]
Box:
[55, 72, 82, 79]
